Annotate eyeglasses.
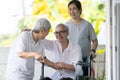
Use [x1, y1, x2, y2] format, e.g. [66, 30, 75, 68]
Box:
[54, 30, 67, 35]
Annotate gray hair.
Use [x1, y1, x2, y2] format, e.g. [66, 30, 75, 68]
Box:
[56, 23, 69, 31]
[33, 18, 51, 33]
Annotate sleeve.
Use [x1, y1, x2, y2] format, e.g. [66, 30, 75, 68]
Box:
[72, 45, 83, 76]
[44, 39, 55, 51]
[71, 45, 82, 64]
[15, 32, 28, 53]
[88, 23, 97, 41]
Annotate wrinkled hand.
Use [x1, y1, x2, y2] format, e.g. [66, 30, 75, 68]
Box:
[54, 62, 65, 70]
[34, 52, 44, 62]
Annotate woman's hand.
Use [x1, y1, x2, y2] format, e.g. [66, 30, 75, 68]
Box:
[34, 52, 44, 62]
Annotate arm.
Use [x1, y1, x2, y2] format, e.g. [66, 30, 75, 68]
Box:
[18, 51, 43, 60]
[55, 62, 75, 71]
[54, 45, 82, 71]
[15, 32, 44, 60]
[89, 23, 98, 53]
[73, 45, 83, 75]
[41, 58, 74, 71]
[43, 59, 75, 71]
[91, 39, 98, 58]
[63, 63, 75, 71]
[43, 58, 56, 69]
[91, 39, 98, 50]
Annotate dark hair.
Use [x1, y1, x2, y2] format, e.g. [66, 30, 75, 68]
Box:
[68, 0, 82, 14]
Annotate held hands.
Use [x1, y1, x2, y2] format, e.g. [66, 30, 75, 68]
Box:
[54, 62, 66, 70]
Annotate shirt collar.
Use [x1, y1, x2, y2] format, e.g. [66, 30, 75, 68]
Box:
[55, 40, 71, 52]
[65, 40, 71, 51]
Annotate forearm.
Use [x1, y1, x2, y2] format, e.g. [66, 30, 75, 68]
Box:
[63, 63, 75, 71]
[91, 39, 98, 50]
[43, 58, 75, 71]
[18, 52, 34, 58]
[91, 39, 98, 58]
[18, 51, 42, 60]
[43, 58, 55, 69]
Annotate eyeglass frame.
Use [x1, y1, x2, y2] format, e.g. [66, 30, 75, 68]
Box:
[54, 30, 68, 35]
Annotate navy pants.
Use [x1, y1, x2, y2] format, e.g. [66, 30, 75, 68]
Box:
[82, 57, 89, 76]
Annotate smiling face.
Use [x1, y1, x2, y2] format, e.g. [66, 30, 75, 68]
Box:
[54, 25, 68, 42]
[68, 3, 81, 19]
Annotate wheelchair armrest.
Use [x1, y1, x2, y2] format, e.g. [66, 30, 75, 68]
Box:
[76, 61, 91, 67]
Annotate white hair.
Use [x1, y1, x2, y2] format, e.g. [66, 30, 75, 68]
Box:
[56, 23, 69, 31]
[33, 18, 51, 33]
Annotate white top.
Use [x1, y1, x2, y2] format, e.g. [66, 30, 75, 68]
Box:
[6, 31, 45, 80]
[65, 19, 97, 57]
[44, 40, 83, 80]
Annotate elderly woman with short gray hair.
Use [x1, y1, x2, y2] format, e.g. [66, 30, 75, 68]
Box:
[6, 18, 51, 80]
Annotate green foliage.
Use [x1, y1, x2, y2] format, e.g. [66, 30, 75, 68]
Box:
[0, 33, 19, 47]
[17, 18, 28, 30]
[98, 4, 105, 10]
[0, 0, 105, 47]
[23, 16, 40, 29]
[17, 16, 40, 31]
[32, 0, 70, 26]
[81, 0, 105, 36]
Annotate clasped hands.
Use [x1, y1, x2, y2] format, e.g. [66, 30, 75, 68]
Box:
[54, 62, 66, 70]
[34, 52, 66, 70]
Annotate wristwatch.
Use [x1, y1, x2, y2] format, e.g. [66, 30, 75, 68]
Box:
[43, 56, 47, 59]
[91, 49, 96, 53]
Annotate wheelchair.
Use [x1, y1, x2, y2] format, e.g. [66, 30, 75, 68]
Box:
[76, 55, 96, 80]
